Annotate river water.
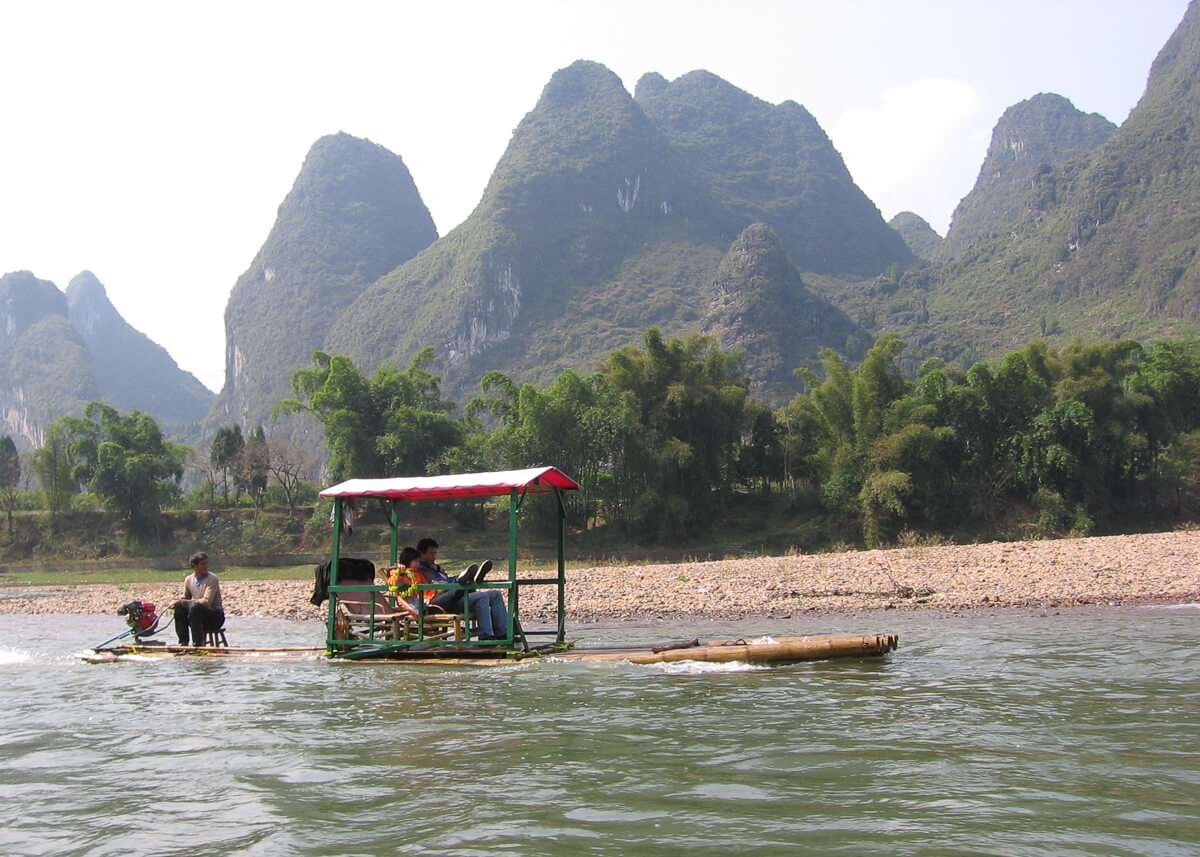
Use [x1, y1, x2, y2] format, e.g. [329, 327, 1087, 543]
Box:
[1, 607, 1197, 857]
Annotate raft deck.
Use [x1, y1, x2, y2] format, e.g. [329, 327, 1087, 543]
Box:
[81, 632, 898, 666]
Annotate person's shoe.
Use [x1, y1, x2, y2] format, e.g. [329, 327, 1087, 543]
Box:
[455, 563, 479, 585]
[476, 560, 493, 582]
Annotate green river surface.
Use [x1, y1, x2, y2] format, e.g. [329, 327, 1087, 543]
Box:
[1, 606, 1197, 857]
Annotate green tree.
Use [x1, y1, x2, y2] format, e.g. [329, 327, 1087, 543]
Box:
[29, 422, 77, 523]
[794, 334, 951, 546]
[62, 403, 188, 541]
[275, 348, 461, 482]
[467, 368, 620, 529]
[598, 328, 750, 538]
[210, 425, 245, 507]
[0, 435, 19, 537]
[239, 425, 270, 510]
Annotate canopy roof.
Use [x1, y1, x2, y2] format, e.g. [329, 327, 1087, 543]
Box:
[319, 466, 580, 502]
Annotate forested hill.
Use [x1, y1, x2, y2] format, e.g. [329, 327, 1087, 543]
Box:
[322, 61, 906, 403]
[11, 2, 1200, 467]
[66, 272, 212, 429]
[937, 93, 1116, 262]
[889, 0, 1200, 365]
[214, 132, 439, 432]
[0, 270, 211, 451]
[633, 69, 913, 276]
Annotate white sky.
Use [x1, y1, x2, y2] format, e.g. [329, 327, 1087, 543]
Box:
[1, 0, 1190, 393]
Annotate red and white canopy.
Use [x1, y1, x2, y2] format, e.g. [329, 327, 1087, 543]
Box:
[319, 466, 580, 502]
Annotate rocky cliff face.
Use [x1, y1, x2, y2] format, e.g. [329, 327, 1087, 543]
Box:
[214, 132, 438, 430]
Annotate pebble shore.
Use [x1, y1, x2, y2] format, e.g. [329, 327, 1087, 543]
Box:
[3, 530, 1197, 624]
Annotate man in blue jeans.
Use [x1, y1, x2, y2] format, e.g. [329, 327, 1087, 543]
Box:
[415, 537, 509, 641]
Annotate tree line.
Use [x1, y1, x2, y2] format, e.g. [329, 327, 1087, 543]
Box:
[5, 329, 1200, 549]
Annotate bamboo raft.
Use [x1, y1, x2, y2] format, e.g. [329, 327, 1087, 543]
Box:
[80, 633, 898, 666]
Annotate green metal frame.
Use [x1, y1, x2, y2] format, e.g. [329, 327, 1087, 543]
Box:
[324, 482, 572, 658]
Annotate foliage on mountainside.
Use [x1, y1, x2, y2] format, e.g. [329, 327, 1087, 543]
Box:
[219, 132, 439, 429]
[66, 271, 212, 425]
[877, 3, 1200, 369]
[325, 61, 907, 405]
[0, 271, 98, 448]
[938, 93, 1115, 261]
[0, 270, 213, 454]
[888, 212, 942, 261]
[635, 70, 914, 275]
[701, 223, 867, 401]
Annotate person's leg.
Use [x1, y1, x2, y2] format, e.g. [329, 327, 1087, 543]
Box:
[187, 603, 222, 645]
[429, 590, 463, 613]
[173, 603, 190, 645]
[467, 591, 494, 637]
[487, 591, 508, 636]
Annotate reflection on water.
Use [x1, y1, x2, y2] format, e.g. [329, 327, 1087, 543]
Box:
[1, 608, 1197, 857]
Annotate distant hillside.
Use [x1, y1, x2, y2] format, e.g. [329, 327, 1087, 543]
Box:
[0, 272, 94, 450]
[938, 93, 1115, 261]
[0, 270, 211, 452]
[325, 61, 906, 402]
[214, 132, 438, 431]
[889, 212, 942, 260]
[66, 271, 212, 428]
[701, 223, 867, 401]
[635, 69, 914, 276]
[907, 1, 1200, 363]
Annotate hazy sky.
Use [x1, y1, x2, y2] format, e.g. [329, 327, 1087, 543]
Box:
[1, 1, 1191, 394]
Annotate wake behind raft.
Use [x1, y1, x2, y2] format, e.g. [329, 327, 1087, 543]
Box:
[82, 467, 899, 668]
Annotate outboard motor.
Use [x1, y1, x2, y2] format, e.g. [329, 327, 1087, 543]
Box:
[116, 600, 162, 638]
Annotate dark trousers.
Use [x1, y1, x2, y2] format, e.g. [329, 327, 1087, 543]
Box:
[174, 602, 224, 645]
[428, 589, 464, 613]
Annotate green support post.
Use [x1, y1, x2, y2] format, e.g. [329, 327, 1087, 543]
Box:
[556, 486, 567, 644]
[508, 487, 519, 642]
[387, 499, 398, 566]
[326, 498, 342, 651]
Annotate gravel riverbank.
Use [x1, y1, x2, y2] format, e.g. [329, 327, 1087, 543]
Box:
[3, 530, 1197, 625]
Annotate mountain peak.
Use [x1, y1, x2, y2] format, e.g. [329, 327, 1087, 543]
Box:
[217, 131, 438, 428]
[703, 223, 864, 400]
[65, 271, 213, 425]
[889, 212, 942, 260]
[537, 60, 628, 109]
[66, 270, 120, 337]
[940, 92, 1115, 259]
[637, 69, 912, 275]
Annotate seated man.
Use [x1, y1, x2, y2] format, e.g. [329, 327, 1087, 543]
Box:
[171, 551, 225, 646]
[415, 537, 509, 641]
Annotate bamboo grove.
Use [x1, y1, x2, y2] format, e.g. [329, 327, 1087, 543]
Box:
[11, 328, 1200, 549]
[274, 329, 1200, 547]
